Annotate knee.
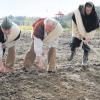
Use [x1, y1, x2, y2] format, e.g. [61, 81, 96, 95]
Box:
[82, 44, 90, 53]
[49, 47, 56, 53]
[70, 37, 82, 50]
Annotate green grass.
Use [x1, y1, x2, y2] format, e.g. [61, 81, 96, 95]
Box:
[19, 25, 32, 31]
[19, 25, 72, 34]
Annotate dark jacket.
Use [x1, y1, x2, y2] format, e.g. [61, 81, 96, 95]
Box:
[72, 5, 99, 32]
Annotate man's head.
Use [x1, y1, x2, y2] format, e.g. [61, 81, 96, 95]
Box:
[1, 17, 12, 35]
[44, 18, 57, 33]
[85, 2, 94, 15]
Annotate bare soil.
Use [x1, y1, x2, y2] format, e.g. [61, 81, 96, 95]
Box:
[0, 30, 100, 100]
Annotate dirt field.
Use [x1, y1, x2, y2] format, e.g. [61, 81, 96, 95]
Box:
[0, 30, 100, 100]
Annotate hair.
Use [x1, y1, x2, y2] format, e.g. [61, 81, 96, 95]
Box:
[85, 1, 94, 8]
[1, 17, 12, 30]
[84, 1, 96, 16]
[44, 18, 57, 27]
[75, 2, 99, 32]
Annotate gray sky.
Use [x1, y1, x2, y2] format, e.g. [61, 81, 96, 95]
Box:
[0, 0, 100, 17]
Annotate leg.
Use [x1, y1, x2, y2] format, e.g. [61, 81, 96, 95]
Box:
[6, 46, 15, 67]
[23, 41, 36, 70]
[0, 45, 13, 73]
[82, 43, 90, 54]
[48, 47, 56, 72]
[68, 37, 82, 61]
[82, 43, 90, 65]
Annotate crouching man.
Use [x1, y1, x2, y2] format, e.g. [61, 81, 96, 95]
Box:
[23, 18, 63, 72]
[68, 2, 99, 66]
[0, 17, 21, 73]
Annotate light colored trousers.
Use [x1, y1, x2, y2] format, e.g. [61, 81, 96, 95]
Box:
[3, 46, 15, 67]
[23, 41, 56, 71]
[3, 41, 17, 67]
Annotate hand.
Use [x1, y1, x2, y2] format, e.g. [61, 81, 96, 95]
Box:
[83, 36, 91, 44]
[42, 48, 49, 56]
[2, 43, 6, 49]
[35, 56, 44, 70]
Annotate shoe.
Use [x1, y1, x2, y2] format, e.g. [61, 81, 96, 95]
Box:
[47, 70, 56, 73]
[47, 65, 56, 73]
[0, 67, 14, 73]
[22, 67, 30, 72]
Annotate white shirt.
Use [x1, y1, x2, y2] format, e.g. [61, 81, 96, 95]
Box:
[4, 22, 20, 48]
[34, 35, 58, 57]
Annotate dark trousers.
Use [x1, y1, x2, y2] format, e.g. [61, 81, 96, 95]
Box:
[70, 37, 90, 54]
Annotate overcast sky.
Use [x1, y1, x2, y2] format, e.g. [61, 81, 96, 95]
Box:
[0, 0, 100, 17]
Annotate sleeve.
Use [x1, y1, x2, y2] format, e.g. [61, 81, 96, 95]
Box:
[95, 13, 99, 28]
[34, 36, 43, 57]
[48, 38, 59, 48]
[43, 22, 63, 45]
[6, 23, 20, 43]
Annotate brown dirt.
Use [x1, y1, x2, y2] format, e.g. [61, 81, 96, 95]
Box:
[0, 30, 100, 100]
